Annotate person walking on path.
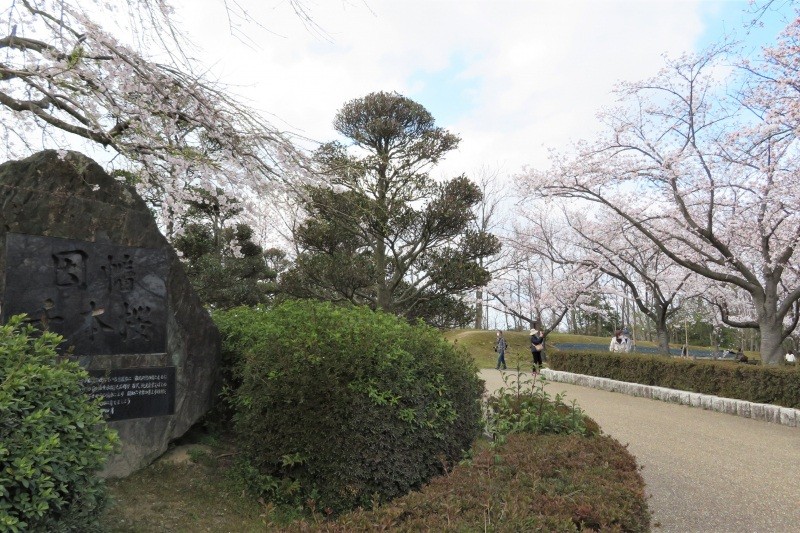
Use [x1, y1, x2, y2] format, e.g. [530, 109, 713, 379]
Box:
[494, 330, 508, 370]
[530, 325, 545, 373]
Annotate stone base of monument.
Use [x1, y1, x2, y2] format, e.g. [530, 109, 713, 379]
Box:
[0, 150, 220, 477]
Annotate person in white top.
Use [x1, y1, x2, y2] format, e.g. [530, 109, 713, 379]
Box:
[786, 351, 796, 364]
[609, 329, 631, 353]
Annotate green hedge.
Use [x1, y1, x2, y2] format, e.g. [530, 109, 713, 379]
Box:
[286, 433, 650, 532]
[0, 316, 118, 532]
[549, 350, 800, 408]
[214, 301, 484, 514]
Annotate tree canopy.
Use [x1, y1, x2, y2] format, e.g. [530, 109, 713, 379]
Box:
[281, 91, 500, 327]
[1, 0, 304, 223]
[174, 189, 282, 309]
[517, 36, 800, 363]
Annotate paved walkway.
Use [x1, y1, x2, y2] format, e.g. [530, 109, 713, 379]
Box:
[479, 369, 800, 533]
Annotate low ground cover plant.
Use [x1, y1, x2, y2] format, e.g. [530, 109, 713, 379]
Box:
[0, 316, 117, 532]
[286, 433, 650, 532]
[214, 301, 484, 514]
[285, 373, 648, 532]
[485, 371, 600, 439]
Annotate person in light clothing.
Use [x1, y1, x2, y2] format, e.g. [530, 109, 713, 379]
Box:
[609, 329, 631, 353]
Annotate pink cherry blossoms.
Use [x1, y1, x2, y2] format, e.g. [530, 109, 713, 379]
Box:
[516, 28, 800, 364]
[1, 0, 307, 226]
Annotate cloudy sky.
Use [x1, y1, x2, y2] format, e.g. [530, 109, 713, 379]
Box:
[174, 0, 787, 180]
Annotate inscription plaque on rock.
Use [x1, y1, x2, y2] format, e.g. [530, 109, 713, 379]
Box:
[1, 150, 221, 477]
[84, 367, 176, 421]
[4, 233, 168, 355]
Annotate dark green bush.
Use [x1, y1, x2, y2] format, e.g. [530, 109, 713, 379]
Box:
[0, 316, 118, 532]
[286, 433, 650, 532]
[214, 301, 483, 513]
[549, 350, 800, 408]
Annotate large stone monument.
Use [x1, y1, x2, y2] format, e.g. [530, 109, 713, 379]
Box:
[0, 150, 220, 477]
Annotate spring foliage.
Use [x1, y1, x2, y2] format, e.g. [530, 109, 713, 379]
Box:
[214, 301, 483, 513]
[485, 372, 600, 440]
[2, 0, 303, 224]
[0, 316, 118, 532]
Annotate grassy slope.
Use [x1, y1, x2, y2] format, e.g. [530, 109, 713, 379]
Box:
[445, 329, 613, 369]
[444, 329, 742, 369]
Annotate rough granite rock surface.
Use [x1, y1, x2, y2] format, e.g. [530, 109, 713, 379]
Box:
[0, 150, 220, 477]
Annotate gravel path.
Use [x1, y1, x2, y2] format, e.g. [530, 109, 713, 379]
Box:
[479, 369, 800, 533]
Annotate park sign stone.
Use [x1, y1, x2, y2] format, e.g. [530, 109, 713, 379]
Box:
[0, 150, 220, 477]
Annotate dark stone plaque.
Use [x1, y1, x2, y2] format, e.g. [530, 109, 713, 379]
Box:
[84, 367, 176, 421]
[3, 233, 168, 355]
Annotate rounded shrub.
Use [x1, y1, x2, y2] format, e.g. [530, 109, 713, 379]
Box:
[214, 301, 484, 513]
[0, 316, 118, 532]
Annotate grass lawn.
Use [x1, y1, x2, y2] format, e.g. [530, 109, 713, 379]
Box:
[443, 328, 756, 368]
[99, 441, 271, 532]
[444, 329, 622, 369]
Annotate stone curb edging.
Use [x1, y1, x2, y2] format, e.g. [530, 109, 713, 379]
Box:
[541, 369, 800, 428]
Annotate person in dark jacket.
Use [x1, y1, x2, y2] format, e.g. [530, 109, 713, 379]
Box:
[530, 325, 544, 373]
[494, 330, 508, 370]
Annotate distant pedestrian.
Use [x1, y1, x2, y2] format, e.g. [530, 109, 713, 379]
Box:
[609, 330, 631, 353]
[494, 330, 507, 370]
[785, 351, 796, 364]
[530, 325, 545, 372]
[681, 345, 688, 358]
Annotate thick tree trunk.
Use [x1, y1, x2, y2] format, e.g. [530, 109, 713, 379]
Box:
[656, 327, 670, 356]
[755, 281, 786, 365]
[758, 318, 783, 365]
[652, 302, 671, 356]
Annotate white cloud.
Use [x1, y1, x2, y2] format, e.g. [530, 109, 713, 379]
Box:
[174, 0, 729, 180]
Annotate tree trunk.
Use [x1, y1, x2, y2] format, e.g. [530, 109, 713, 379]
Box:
[649, 302, 671, 356]
[754, 282, 786, 365]
[656, 327, 670, 356]
[758, 318, 783, 365]
[474, 288, 483, 329]
[712, 327, 720, 359]
[375, 238, 391, 311]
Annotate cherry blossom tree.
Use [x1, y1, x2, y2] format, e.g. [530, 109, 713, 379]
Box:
[1, 0, 306, 223]
[520, 207, 700, 354]
[517, 34, 800, 364]
[488, 228, 600, 338]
